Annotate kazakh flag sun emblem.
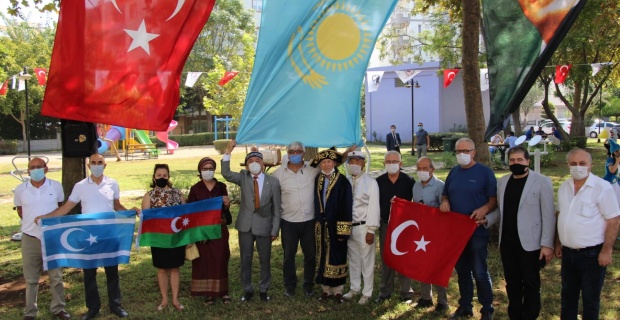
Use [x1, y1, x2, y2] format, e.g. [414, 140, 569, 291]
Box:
[289, 1, 372, 89]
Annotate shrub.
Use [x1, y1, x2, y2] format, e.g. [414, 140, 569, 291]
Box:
[214, 139, 231, 154]
[151, 132, 237, 147]
[559, 136, 587, 151]
[0, 140, 18, 155]
[441, 151, 456, 169]
[429, 132, 467, 151]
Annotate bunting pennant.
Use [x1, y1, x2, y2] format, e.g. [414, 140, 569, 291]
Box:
[184, 72, 203, 87]
[235, 0, 398, 147]
[394, 70, 421, 84]
[41, 0, 216, 131]
[591, 62, 612, 77]
[554, 64, 571, 84]
[482, 0, 585, 139]
[218, 71, 239, 86]
[366, 71, 385, 93]
[33, 68, 48, 85]
[11, 76, 16, 90]
[18, 77, 25, 92]
[0, 81, 7, 95]
[443, 69, 460, 88]
[480, 68, 489, 92]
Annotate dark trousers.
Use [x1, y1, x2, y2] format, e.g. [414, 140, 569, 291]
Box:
[281, 219, 316, 290]
[378, 220, 413, 299]
[238, 231, 272, 293]
[83, 266, 121, 312]
[500, 242, 541, 320]
[455, 234, 494, 313]
[561, 245, 606, 320]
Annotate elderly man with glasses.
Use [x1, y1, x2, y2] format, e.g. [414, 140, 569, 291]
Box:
[440, 138, 497, 320]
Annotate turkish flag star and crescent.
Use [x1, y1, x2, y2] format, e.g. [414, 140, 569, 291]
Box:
[443, 69, 460, 88]
[554, 64, 572, 84]
[41, 0, 216, 131]
[384, 198, 478, 287]
[33, 68, 48, 85]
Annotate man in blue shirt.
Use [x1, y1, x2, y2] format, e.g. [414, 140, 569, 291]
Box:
[440, 138, 497, 320]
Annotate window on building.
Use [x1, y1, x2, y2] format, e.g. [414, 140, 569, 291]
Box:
[252, 0, 263, 11]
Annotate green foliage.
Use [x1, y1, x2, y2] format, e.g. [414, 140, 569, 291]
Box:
[0, 140, 18, 155]
[7, 0, 59, 17]
[151, 132, 237, 148]
[213, 139, 231, 154]
[441, 151, 456, 169]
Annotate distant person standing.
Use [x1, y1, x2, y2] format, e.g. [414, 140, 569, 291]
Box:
[504, 132, 518, 148]
[415, 122, 430, 158]
[525, 127, 534, 140]
[386, 125, 402, 153]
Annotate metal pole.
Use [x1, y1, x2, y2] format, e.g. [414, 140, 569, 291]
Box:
[598, 85, 602, 143]
[410, 80, 415, 156]
[23, 66, 31, 159]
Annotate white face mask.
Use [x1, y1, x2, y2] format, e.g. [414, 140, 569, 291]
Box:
[248, 162, 262, 175]
[201, 170, 215, 181]
[321, 168, 335, 175]
[385, 163, 400, 175]
[417, 171, 431, 182]
[569, 165, 589, 180]
[348, 164, 362, 176]
[456, 153, 472, 166]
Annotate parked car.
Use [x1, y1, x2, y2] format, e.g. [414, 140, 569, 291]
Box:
[540, 120, 571, 134]
[588, 122, 620, 138]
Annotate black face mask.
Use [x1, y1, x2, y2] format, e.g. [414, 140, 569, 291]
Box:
[155, 178, 168, 188]
[509, 164, 528, 175]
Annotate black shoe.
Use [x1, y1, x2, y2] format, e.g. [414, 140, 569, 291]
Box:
[284, 288, 295, 297]
[375, 295, 390, 303]
[303, 288, 314, 297]
[240, 292, 253, 302]
[333, 293, 344, 304]
[435, 303, 449, 314]
[450, 307, 474, 319]
[259, 292, 271, 302]
[80, 310, 99, 320]
[415, 298, 434, 308]
[318, 292, 331, 302]
[480, 310, 493, 320]
[110, 307, 128, 318]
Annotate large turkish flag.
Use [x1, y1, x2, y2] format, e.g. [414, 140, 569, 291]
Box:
[384, 198, 477, 287]
[41, 0, 215, 131]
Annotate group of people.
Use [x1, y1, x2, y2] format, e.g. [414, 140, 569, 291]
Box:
[386, 123, 430, 158]
[14, 137, 620, 320]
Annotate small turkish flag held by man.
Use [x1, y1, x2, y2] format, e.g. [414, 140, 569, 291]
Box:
[218, 71, 239, 86]
[0, 80, 7, 95]
[41, 0, 216, 131]
[555, 64, 572, 84]
[443, 69, 460, 88]
[33, 68, 48, 85]
[384, 198, 477, 287]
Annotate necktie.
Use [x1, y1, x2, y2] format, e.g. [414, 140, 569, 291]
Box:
[253, 176, 260, 210]
[393, 133, 397, 145]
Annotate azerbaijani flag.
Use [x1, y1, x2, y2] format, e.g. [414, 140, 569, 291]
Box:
[139, 197, 223, 248]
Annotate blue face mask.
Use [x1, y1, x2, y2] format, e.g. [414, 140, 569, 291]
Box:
[418, 126, 423, 131]
[289, 154, 303, 164]
[30, 168, 45, 182]
[90, 165, 105, 178]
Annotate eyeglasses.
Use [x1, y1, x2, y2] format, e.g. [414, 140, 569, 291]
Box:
[29, 165, 45, 170]
[384, 160, 400, 164]
[288, 150, 303, 154]
[201, 167, 215, 171]
[455, 149, 474, 154]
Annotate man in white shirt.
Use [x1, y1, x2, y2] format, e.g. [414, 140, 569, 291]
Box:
[36, 154, 131, 320]
[555, 148, 620, 320]
[14, 157, 70, 320]
[272, 142, 320, 297]
[342, 151, 380, 305]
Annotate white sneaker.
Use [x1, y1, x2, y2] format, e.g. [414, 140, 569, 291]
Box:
[343, 290, 359, 300]
[358, 296, 370, 305]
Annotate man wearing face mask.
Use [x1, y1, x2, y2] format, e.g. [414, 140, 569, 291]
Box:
[412, 156, 449, 314]
[375, 151, 414, 303]
[555, 148, 620, 320]
[341, 151, 379, 305]
[440, 138, 497, 320]
[221, 140, 281, 303]
[36, 153, 132, 319]
[14, 157, 70, 320]
[386, 125, 402, 153]
[311, 147, 353, 304]
[272, 141, 321, 297]
[482, 147, 555, 320]
[415, 122, 430, 158]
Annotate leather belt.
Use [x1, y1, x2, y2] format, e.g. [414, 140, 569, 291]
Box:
[564, 244, 602, 252]
[351, 221, 366, 227]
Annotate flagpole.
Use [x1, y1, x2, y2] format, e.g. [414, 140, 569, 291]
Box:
[19, 67, 32, 159]
[406, 80, 420, 156]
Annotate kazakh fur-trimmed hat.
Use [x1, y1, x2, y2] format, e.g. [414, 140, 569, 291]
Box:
[310, 147, 343, 168]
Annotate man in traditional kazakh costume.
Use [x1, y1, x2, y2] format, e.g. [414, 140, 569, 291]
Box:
[311, 148, 353, 304]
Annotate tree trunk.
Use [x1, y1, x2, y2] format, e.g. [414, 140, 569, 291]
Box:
[461, 0, 489, 164]
[61, 157, 86, 215]
[511, 111, 522, 136]
[304, 147, 318, 162]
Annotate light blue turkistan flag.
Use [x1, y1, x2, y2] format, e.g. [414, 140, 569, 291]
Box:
[235, 0, 398, 147]
[40, 211, 136, 270]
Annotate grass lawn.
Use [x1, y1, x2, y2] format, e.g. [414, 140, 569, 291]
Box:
[0, 140, 618, 319]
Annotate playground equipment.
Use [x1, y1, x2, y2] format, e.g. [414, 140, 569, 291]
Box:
[214, 116, 233, 140]
[155, 120, 179, 154]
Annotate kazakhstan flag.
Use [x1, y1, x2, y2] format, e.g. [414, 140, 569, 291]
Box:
[236, 0, 397, 147]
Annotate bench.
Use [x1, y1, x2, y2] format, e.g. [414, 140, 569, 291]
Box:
[125, 144, 159, 161]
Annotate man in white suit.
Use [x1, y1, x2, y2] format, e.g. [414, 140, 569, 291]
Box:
[483, 146, 555, 320]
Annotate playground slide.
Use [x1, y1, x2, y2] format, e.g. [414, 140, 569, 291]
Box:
[133, 130, 159, 154]
[97, 126, 126, 154]
[155, 120, 179, 154]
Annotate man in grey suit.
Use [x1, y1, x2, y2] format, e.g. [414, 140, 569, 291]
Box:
[222, 140, 282, 302]
[483, 146, 555, 319]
